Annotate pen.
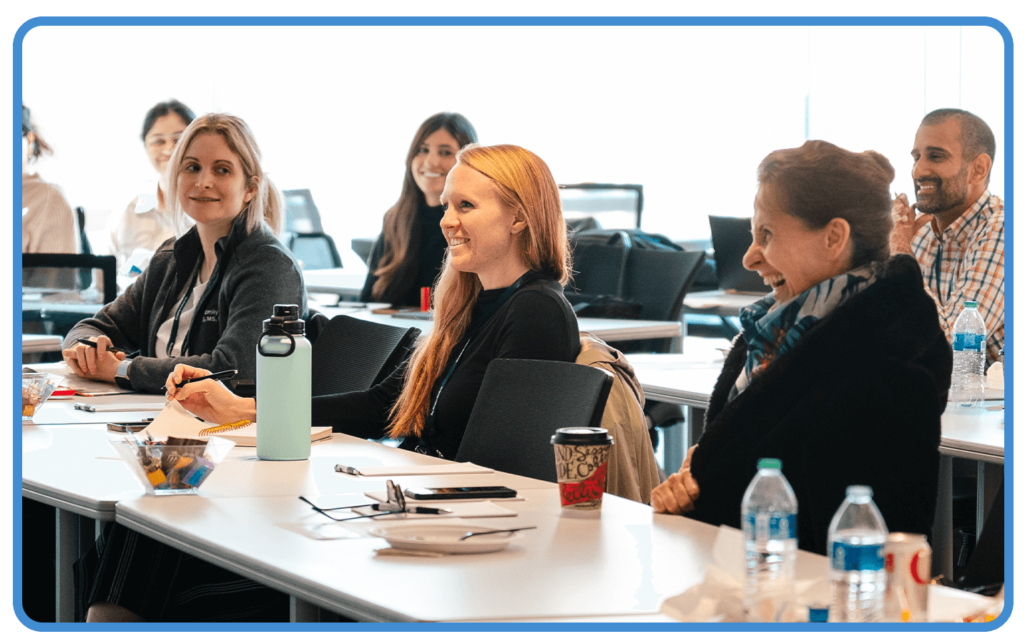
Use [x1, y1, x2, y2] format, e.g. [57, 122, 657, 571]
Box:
[163, 369, 238, 392]
[407, 506, 451, 515]
[77, 338, 128, 354]
[334, 464, 361, 476]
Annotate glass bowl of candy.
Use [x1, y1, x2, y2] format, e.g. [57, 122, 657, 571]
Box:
[111, 435, 234, 495]
[22, 372, 58, 421]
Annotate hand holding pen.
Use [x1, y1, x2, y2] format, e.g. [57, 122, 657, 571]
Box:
[62, 336, 126, 382]
[164, 364, 254, 426]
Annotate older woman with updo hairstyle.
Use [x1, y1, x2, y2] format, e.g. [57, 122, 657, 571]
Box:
[650, 140, 952, 555]
[62, 113, 306, 395]
[169, 143, 580, 462]
[360, 112, 478, 307]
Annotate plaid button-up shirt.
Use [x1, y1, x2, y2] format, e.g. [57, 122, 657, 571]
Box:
[911, 190, 1004, 366]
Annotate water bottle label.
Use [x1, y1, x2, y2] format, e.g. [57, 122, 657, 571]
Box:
[831, 542, 884, 571]
[953, 333, 986, 351]
[745, 512, 796, 541]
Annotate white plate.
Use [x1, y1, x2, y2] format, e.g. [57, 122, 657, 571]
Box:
[368, 523, 520, 554]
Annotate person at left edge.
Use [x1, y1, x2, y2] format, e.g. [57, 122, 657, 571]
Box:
[61, 113, 307, 394]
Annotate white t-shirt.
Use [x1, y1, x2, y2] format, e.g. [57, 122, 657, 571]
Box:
[154, 273, 209, 359]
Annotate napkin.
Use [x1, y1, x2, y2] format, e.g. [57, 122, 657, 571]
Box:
[659, 525, 825, 622]
[986, 361, 1004, 390]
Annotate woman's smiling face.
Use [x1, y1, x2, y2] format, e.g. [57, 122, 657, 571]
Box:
[176, 132, 257, 228]
[439, 163, 528, 289]
[411, 128, 460, 207]
[743, 183, 847, 303]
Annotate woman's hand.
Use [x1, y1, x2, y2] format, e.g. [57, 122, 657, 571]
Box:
[889, 193, 934, 256]
[165, 364, 256, 425]
[62, 336, 125, 383]
[651, 445, 701, 515]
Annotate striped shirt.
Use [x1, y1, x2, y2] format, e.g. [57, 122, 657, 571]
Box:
[911, 190, 1004, 366]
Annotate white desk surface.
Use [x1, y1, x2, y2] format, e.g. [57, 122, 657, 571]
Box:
[939, 402, 1005, 464]
[23, 333, 63, 353]
[314, 305, 683, 343]
[302, 268, 365, 297]
[682, 289, 764, 318]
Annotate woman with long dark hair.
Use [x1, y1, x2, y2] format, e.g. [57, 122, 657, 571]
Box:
[360, 112, 478, 306]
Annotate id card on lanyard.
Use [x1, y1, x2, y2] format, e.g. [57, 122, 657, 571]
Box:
[417, 272, 532, 456]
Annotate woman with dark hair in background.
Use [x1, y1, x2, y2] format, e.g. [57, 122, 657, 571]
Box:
[108, 99, 196, 270]
[360, 112, 478, 307]
[21, 104, 78, 287]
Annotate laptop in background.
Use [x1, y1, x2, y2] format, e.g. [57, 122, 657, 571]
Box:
[708, 215, 771, 295]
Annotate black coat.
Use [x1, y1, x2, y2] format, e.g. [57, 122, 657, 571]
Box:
[688, 254, 952, 554]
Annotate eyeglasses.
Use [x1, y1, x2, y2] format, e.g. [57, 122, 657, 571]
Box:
[298, 479, 408, 521]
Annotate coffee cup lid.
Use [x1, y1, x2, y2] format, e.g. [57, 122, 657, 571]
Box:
[550, 427, 613, 446]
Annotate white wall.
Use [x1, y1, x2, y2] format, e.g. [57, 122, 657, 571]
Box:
[22, 24, 1005, 272]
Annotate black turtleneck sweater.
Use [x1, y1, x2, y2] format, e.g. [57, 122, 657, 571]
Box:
[360, 202, 448, 307]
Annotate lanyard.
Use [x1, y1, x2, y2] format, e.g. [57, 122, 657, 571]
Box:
[419, 272, 533, 450]
[165, 262, 203, 357]
[931, 198, 989, 304]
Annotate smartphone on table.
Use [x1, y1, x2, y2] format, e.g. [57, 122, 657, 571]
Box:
[106, 421, 153, 433]
[403, 486, 517, 500]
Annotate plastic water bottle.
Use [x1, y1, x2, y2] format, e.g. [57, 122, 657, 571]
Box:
[741, 458, 798, 622]
[951, 301, 986, 406]
[828, 485, 888, 622]
[256, 304, 311, 461]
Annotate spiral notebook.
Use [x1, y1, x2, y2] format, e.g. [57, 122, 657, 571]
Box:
[146, 400, 331, 447]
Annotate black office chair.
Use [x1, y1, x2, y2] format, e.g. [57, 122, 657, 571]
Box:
[310, 314, 421, 396]
[23, 253, 117, 338]
[616, 248, 706, 354]
[351, 238, 376, 267]
[956, 485, 1005, 594]
[454, 359, 613, 482]
[282, 188, 325, 234]
[286, 232, 343, 270]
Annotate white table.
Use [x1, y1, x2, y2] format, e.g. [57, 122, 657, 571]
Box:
[302, 268, 366, 299]
[313, 304, 684, 346]
[23, 333, 63, 354]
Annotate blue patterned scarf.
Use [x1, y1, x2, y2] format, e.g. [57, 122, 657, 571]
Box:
[728, 262, 882, 401]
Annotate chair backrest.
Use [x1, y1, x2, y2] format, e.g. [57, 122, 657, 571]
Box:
[618, 248, 706, 353]
[22, 253, 117, 304]
[310, 314, 421, 396]
[959, 485, 1004, 592]
[560, 183, 644, 229]
[567, 231, 632, 298]
[282, 188, 324, 234]
[287, 232, 343, 270]
[351, 238, 376, 267]
[454, 359, 613, 482]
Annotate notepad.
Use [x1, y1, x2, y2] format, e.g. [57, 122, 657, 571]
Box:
[147, 400, 331, 447]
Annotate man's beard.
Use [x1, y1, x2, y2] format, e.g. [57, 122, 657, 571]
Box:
[913, 166, 969, 214]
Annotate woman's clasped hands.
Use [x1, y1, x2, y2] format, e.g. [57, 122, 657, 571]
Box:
[650, 445, 701, 514]
[62, 336, 125, 382]
[164, 364, 256, 425]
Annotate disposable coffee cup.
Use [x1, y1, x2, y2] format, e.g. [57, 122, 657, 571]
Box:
[551, 427, 613, 517]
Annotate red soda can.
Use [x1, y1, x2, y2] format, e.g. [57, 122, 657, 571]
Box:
[884, 533, 931, 622]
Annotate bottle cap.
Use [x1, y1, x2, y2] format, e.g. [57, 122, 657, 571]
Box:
[757, 457, 782, 470]
[845, 484, 872, 498]
[964, 301, 978, 308]
[808, 604, 829, 622]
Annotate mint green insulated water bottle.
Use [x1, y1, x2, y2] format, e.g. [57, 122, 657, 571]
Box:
[256, 304, 311, 460]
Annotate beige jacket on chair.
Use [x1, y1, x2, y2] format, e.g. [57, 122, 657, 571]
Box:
[576, 333, 662, 504]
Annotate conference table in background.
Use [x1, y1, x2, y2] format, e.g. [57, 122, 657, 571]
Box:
[23, 333, 63, 355]
[312, 302, 684, 348]
[303, 268, 365, 301]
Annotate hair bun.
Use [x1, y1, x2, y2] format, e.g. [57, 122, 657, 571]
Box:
[863, 150, 896, 184]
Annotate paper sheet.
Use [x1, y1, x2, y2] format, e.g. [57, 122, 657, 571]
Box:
[352, 501, 516, 520]
[342, 463, 494, 477]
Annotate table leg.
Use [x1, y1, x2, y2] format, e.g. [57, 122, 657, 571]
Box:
[932, 454, 954, 581]
[55, 509, 98, 622]
[290, 596, 320, 622]
[976, 462, 1004, 541]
